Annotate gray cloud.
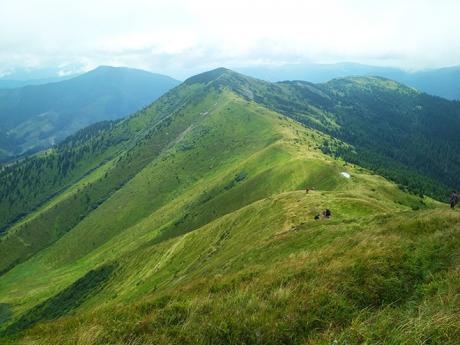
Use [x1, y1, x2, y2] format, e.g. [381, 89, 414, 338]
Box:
[1, 0, 459, 79]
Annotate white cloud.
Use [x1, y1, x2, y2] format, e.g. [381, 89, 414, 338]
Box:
[0, 0, 459, 78]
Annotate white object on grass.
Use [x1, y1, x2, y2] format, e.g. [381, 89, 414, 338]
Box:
[340, 172, 351, 179]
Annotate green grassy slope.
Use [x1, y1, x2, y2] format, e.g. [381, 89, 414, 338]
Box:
[0, 80, 210, 270]
[190, 68, 460, 199]
[8, 200, 457, 345]
[0, 77, 199, 231]
[0, 69, 458, 344]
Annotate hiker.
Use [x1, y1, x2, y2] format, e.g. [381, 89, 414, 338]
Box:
[322, 209, 331, 219]
[306, 187, 309, 194]
[450, 191, 458, 209]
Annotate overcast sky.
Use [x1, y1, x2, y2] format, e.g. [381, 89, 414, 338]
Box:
[1, 0, 459, 79]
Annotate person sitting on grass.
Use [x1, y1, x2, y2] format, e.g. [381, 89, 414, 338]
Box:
[450, 191, 458, 209]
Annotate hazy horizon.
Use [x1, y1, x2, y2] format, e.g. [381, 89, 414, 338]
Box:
[3, 61, 460, 83]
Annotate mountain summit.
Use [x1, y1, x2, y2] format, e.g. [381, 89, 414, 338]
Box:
[184, 67, 234, 84]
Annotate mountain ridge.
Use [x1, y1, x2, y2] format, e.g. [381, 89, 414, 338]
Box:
[0, 66, 180, 160]
[182, 68, 460, 199]
[236, 62, 460, 100]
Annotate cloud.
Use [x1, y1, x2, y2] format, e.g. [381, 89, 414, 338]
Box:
[1, 0, 459, 78]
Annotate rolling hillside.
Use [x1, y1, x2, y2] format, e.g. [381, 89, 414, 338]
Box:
[0, 69, 459, 344]
[185, 69, 460, 199]
[238, 62, 460, 100]
[0, 66, 179, 160]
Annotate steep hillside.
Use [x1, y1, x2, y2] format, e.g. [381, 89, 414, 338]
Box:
[0, 69, 458, 344]
[0, 66, 179, 159]
[0, 79, 200, 258]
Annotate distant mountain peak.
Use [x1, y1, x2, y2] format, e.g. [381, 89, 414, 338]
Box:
[83, 66, 179, 82]
[325, 75, 419, 94]
[0, 66, 180, 159]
